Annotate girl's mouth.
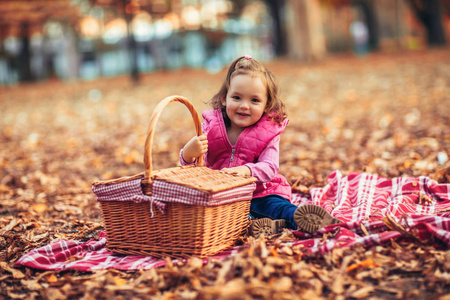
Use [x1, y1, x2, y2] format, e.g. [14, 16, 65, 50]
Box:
[236, 112, 250, 117]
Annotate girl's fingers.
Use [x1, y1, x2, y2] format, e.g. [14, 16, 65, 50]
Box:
[220, 168, 235, 175]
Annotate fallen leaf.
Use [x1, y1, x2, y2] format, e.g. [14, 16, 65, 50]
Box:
[1, 218, 22, 233]
[46, 274, 58, 283]
[21, 279, 43, 291]
[65, 255, 84, 262]
[114, 277, 127, 286]
[350, 286, 375, 298]
[346, 259, 381, 272]
[0, 262, 25, 279]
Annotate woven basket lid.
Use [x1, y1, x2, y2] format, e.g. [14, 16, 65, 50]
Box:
[152, 165, 257, 193]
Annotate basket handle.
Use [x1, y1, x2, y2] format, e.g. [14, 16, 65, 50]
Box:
[143, 95, 203, 181]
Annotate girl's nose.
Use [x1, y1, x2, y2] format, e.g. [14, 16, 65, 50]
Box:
[240, 101, 250, 109]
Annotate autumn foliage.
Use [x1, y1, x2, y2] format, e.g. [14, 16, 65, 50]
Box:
[0, 49, 449, 299]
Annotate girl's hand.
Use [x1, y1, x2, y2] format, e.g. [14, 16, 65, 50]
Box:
[182, 134, 208, 163]
[220, 166, 251, 177]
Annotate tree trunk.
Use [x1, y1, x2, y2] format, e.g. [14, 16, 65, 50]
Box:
[352, 0, 379, 50]
[63, 23, 80, 80]
[407, 0, 447, 46]
[264, 0, 287, 56]
[122, 0, 139, 83]
[284, 0, 326, 61]
[19, 22, 33, 82]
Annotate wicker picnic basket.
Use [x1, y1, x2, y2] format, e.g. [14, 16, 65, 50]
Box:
[92, 95, 257, 259]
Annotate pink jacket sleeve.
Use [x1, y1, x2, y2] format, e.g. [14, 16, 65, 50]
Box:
[244, 135, 280, 183]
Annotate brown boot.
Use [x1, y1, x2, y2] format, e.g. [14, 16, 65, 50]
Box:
[294, 204, 342, 233]
[248, 218, 286, 239]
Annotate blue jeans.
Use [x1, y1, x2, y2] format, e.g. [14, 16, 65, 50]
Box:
[250, 195, 298, 229]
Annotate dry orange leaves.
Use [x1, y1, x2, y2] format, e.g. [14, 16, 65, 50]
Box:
[0, 49, 449, 299]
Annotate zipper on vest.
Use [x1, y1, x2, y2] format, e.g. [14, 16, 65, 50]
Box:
[230, 148, 235, 163]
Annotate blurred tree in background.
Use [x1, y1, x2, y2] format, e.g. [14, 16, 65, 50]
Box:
[407, 0, 448, 45]
[320, 0, 448, 47]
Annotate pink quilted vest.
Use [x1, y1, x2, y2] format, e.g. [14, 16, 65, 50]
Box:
[202, 109, 292, 201]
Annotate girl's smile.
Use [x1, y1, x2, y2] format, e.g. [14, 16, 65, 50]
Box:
[222, 73, 268, 133]
[236, 112, 251, 118]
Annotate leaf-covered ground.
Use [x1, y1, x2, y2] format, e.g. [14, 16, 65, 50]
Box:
[1, 49, 449, 299]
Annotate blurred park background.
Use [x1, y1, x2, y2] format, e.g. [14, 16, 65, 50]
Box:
[0, 0, 449, 84]
[0, 0, 449, 194]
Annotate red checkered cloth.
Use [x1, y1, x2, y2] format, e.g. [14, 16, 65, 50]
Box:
[14, 231, 244, 271]
[92, 178, 256, 214]
[289, 215, 450, 253]
[15, 171, 450, 271]
[92, 179, 166, 213]
[291, 171, 450, 222]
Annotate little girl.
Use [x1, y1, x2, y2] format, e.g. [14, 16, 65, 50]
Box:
[180, 55, 341, 237]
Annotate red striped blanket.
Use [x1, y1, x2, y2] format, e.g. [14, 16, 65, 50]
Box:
[15, 171, 450, 271]
[291, 171, 450, 221]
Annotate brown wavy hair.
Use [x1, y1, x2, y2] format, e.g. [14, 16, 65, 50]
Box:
[208, 56, 287, 125]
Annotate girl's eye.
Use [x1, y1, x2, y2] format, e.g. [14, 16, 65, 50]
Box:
[251, 98, 260, 103]
[232, 96, 240, 100]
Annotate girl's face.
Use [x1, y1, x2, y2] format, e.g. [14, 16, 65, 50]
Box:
[222, 73, 268, 130]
